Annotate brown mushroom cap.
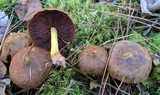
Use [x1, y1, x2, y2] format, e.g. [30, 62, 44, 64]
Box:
[108, 40, 152, 83]
[28, 9, 75, 51]
[0, 60, 6, 78]
[9, 46, 52, 89]
[78, 45, 108, 76]
[1, 32, 32, 63]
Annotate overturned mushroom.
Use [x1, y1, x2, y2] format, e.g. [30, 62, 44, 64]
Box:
[0, 32, 32, 63]
[9, 46, 52, 89]
[28, 9, 75, 67]
[78, 46, 108, 76]
[108, 40, 152, 83]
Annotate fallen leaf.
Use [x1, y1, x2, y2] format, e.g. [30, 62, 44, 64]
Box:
[0, 78, 11, 86]
[15, 0, 42, 21]
[0, 12, 9, 43]
[150, 53, 160, 65]
[89, 81, 100, 90]
[0, 77, 10, 95]
[140, 0, 160, 14]
[140, 0, 152, 14]
[0, 77, 12, 95]
[153, 57, 160, 65]
[0, 84, 6, 95]
[0, 78, 11, 95]
[147, 0, 160, 12]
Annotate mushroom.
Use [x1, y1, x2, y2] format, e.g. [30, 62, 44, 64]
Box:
[9, 46, 52, 89]
[0, 32, 32, 63]
[28, 9, 75, 67]
[0, 60, 6, 78]
[78, 45, 108, 76]
[108, 40, 152, 83]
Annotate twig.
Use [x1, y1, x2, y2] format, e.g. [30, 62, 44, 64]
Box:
[150, 53, 160, 59]
[8, 20, 24, 33]
[112, 77, 119, 87]
[0, 11, 13, 51]
[88, 27, 98, 41]
[66, 62, 95, 82]
[29, 67, 32, 82]
[125, 0, 132, 40]
[2, 3, 15, 12]
[89, 9, 160, 30]
[13, 89, 28, 95]
[101, 33, 135, 46]
[91, 1, 139, 12]
[105, 82, 131, 95]
[100, 73, 109, 95]
[130, 27, 160, 52]
[115, 76, 125, 95]
[22, 43, 34, 62]
[117, 7, 121, 35]
[143, 18, 159, 36]
[64, 79, 76, 95]
[99, 42, 115, 95]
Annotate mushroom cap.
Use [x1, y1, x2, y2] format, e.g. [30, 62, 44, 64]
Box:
[1, 32, 32, 63]
[28, 9, 75, 51]
[108, 40, 152, 83]
[9, 46, 52, 89]
[0, 60, 6, 78]
[78, 45, 108, 76]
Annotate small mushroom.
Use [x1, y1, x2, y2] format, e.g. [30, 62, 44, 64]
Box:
[28, 9, 75, 67]
[9, 46, 52, 89]
[108, 40, 152, 83]
[78, 46, 108, 76]
[1, 32, 32, 63]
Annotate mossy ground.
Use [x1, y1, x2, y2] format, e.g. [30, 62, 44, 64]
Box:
[1, 0, 160, 95]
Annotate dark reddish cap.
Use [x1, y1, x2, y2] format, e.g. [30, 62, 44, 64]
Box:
[28, 9, 75, 51]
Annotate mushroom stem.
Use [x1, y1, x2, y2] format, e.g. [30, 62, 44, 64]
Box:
[50, 27, 59, 55]
[50, 27, 66, 68]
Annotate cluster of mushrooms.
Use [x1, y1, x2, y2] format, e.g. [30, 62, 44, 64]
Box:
[78, 40, 152, 84]
[0, 8, 152, 90]
[0, 9, 75, 89]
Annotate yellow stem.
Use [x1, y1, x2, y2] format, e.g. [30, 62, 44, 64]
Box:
[50, 27, 59, 55]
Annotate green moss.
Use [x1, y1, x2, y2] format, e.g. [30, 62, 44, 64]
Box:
[42, 69, 90, 95]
